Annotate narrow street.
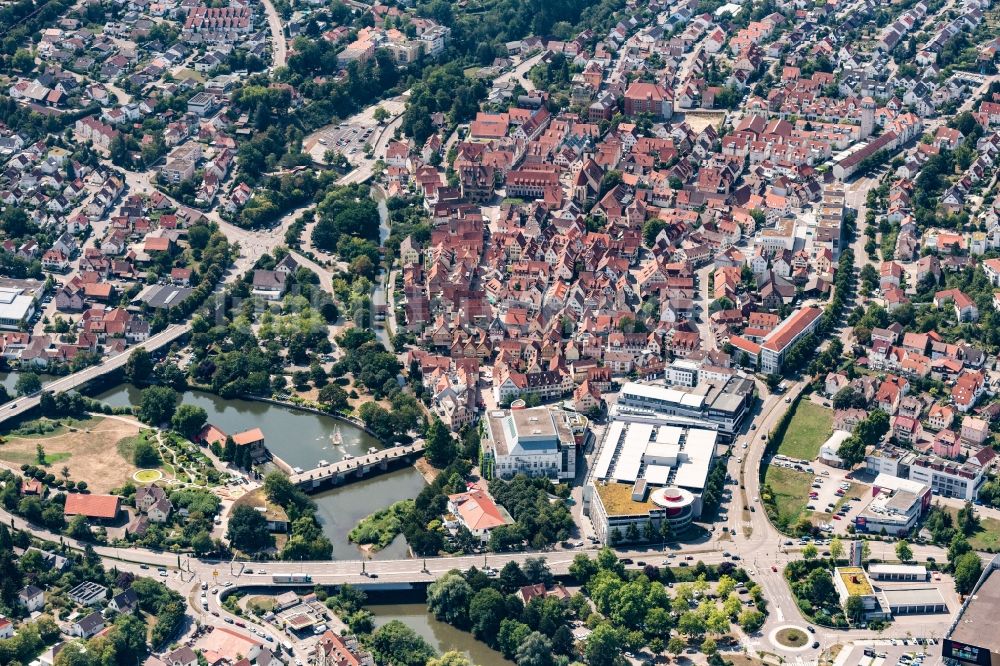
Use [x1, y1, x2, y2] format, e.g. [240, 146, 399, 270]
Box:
[261, 0, 287, 69]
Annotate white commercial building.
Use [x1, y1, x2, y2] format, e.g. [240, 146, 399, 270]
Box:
[616, 375, 754, 438]
[759, 306, 824, 374]
[854, 473, 931, 536]
[482, 406, 582, 480]
[586, 412, 720, 544]
[0, 286, 36, 330]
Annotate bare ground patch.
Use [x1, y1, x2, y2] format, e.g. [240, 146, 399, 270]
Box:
[0, 417, 142, 493]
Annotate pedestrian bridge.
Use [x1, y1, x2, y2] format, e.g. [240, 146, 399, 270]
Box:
[289, 443, 425, 491]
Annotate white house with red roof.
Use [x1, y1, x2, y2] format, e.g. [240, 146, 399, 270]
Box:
[446, 489, 513, 541]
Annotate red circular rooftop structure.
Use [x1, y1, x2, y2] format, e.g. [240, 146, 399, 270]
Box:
[650, 487, 696, 525]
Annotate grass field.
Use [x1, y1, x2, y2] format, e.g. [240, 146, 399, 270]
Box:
[763, 466, 812, 528]
[945, 506, 1000, 552]
[0, 417, 141, 493]
[776, 401, 833, 460]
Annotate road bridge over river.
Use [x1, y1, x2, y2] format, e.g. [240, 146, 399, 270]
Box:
[0, 323, 191, 425]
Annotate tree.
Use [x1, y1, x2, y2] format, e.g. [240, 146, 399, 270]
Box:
[371, 620, 436, 666]
[802, 544, 818, 560]
[569, 553, 598, 583]
[35, 443, 46, 465]
[958, 501, 980, 536]
[138, 386, 179, 425]
[469, 587, 507, 641]
[226, 505, 273, 552]
[845, 595, 865, 622]
[427, 652, 472, 666]
[837, 435, 867, 469]
[738, 609, 765, 632]
[425, 417, 457, 468]
[132, 438, 160, 467]
[523, 556, 553, 585]
[895, 540, 913, 563]
[954, 551, 983, 595]
[373, 106, 390, 124]
[516, 632, 554, 666]
[830, 537, 844, 563]
[191, 530, 214, 556]
[499, 561, 527, 593]
[427, 572, 473, 626]
[765, 374, 783, 391]
[171, 404, 208, 439]
[585, 624, 624, 666]
[667, 636, 686, 656]
[701, 638, 718, 656]
[125, 348, 153, 384]
[15, 372, 42, 396]
[12, 48, 34, 73]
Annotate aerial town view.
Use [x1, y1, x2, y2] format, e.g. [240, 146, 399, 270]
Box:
[3, 0, 1000, 664]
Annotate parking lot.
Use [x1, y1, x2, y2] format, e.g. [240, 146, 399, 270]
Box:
[310, 123, 378, 161]
[303, 97, 406, 164]
[833, 639, 941, 666]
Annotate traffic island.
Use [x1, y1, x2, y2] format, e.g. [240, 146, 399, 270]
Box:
[772, 627, 810, 650]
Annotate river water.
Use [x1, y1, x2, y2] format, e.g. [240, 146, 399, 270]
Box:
[90, 382, 427, 560]
[368, 601, 512, 666]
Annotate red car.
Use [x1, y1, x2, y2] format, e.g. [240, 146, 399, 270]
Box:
[833, 515, 842, 520]
[235, 621, 246, 628]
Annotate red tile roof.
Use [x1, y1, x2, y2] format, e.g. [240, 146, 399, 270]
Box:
[761, 306, 822, 352]
[64, 494, 120, 519]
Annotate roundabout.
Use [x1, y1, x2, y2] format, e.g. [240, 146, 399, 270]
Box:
[771, 626, 811, 651]
[132, 469, 163, 484]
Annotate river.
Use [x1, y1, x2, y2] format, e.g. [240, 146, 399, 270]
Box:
[0, 372, 60, 395]
[91, 382, 427, 559]
[368, 601, 512, 666]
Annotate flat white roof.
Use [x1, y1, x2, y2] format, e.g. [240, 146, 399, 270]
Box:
[613, 423, 653, 482]
[881, 587, 947, 608]
[621, 382, 706, 410]
[0, 293, 34, 321]
[868, 564, 928, 576]
[873, 472, 929, 496]
[655, 425, 683, 445]
[644, 442, 680, 461]
[673, 429, 717, 491]
[594, 421, 624, 480]
[644, 464, 671, 485]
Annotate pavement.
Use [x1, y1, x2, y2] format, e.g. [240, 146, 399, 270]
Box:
[262, 0, 287, 69]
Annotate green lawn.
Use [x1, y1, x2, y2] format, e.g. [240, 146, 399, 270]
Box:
[776, 401, 833, 460]
[0, 450, 71, 465]
[763, 466, 812, 529]
[945, 507, 1000, 552]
